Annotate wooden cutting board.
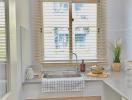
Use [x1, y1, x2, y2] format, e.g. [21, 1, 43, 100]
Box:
[87, 71, 108, 78]
[27, 96, 101, 100]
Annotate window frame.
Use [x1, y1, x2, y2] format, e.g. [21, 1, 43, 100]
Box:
[5, 0, 10, 94]
[38, 0, 107, 65]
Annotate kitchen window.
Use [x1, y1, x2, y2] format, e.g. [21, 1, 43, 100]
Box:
[0, 0, 8, 98]
[33, 0, 106, 64]
[0, 0, 6, 61]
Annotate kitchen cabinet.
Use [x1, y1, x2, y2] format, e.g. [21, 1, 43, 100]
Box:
[84, 81, 103, 96]
[102, 82, 128, 100]
[22, 80, 126, 100]
[23, 83, 41, 99]
[23, 81, 103, 99]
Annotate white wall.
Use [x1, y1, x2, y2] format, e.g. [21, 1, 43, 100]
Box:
[16, 0, 32, 83]
[15, 0, 33, 99]
[124, 0, 132, 60]
[106, 0, 126, 69]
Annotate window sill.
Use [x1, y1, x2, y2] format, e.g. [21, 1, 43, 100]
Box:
[40, 60, 107, 64]
[40, 60, 107, 67]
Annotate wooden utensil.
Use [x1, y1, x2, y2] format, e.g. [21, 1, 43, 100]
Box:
[87, 71, 108, 78]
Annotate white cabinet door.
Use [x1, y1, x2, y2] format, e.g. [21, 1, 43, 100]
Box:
[23, 83, 41, 99]
[102, 82, 122, 100]
[84, 81, 103, 96]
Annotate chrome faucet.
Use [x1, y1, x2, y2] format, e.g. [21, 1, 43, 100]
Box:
[72, 52, 79, 72]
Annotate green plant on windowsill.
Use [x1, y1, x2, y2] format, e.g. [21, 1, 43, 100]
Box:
[112, 39, 122, 72]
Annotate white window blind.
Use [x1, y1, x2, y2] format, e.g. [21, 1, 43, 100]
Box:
[32, 0, 107, 64]
[72, 3, 97, 60]
[0, 0, 6, 61]
[43, 2, 69, 61]
[0, 0, 7, 98]
[31, 0, 43, 63]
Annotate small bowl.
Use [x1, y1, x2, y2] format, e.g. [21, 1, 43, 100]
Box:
[91, 66, 104, 74]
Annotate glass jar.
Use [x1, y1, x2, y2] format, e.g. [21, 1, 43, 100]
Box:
[25, 68, 34, 80]
[126, 61, 132, 70]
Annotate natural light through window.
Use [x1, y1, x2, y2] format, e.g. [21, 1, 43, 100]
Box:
[72, 3, 97, 60]
[0, 0, 6, 61]
[43, 1, 98, 62]
[43, 2, 69, 61]
[0, 0, 7, 98]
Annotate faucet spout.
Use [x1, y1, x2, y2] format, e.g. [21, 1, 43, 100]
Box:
[72, 53, 79, 72]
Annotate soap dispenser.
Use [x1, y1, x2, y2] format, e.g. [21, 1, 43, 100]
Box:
[80, 59, 85, 72]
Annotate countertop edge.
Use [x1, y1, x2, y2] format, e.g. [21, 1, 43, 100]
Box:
[23, 72, 131, 100]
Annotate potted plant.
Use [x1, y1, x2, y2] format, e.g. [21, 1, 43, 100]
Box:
[112, 39, 122, 72]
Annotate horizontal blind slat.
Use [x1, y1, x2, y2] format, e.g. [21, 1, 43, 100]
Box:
[43, 2, 70, 61]
[0, 0, 6, 61]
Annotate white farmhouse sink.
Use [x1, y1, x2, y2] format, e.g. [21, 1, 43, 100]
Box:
[43, 71, 81, 78]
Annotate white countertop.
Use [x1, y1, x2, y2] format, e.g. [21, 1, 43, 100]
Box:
[103, 72, 132, 100]
[83, 71, 132, 100]
[23, 71, 132, 100]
